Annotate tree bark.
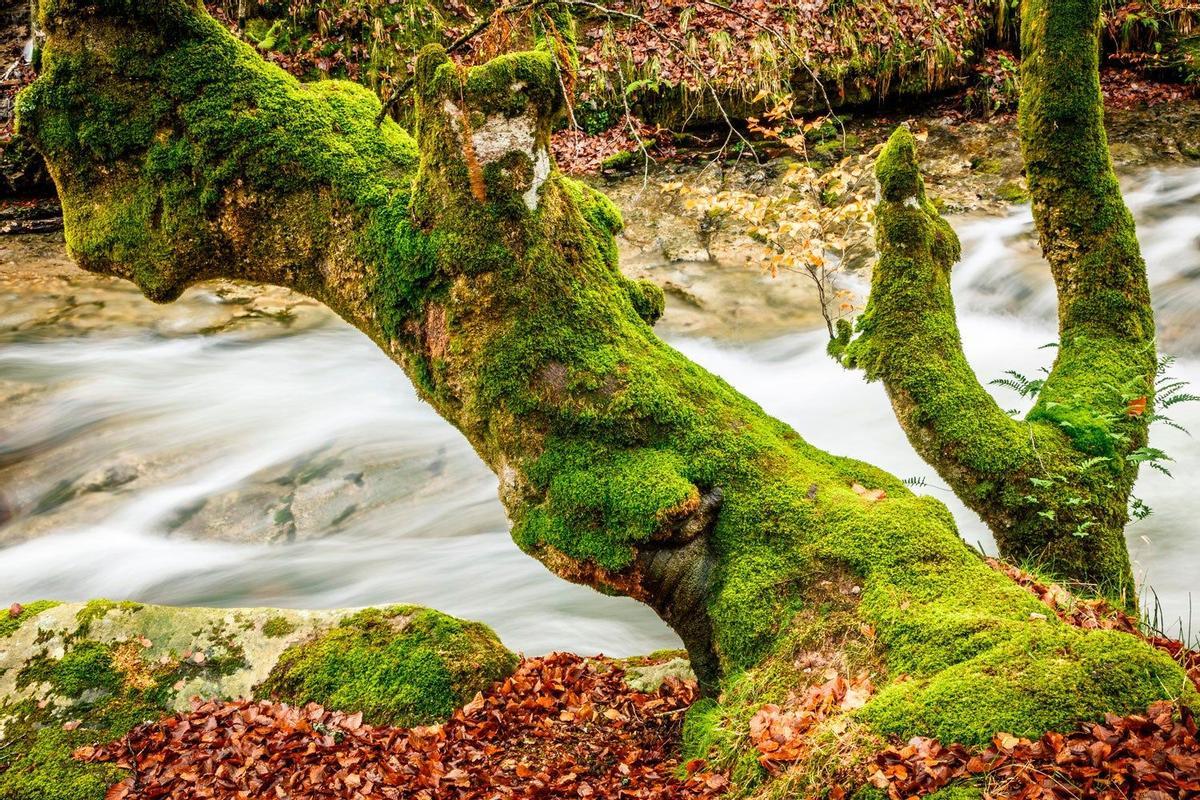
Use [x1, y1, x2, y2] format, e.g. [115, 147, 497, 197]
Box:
[831, 0, 1155, 607]
[18, 0, 1193, 790]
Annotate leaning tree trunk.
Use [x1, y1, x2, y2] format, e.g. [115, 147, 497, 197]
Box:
[830, 0, 1156, 608]
[17, 0, 1193, 791]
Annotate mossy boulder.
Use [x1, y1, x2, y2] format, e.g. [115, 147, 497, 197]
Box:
[0, 600, 515, 800]
[254, 605, 518, 726]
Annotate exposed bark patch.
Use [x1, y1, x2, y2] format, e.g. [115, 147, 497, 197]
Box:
[638, 537, 719, 694]
[657, 486, 722, 543]
[467, 110, 549, 210]
[471, 112, 537, 164]
[638, 488, 724, 693]
[534, 360, 569, 402]
[422, 302, 449, 361]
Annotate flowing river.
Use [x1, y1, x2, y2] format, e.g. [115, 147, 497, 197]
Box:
[1, 166, 1198, 655]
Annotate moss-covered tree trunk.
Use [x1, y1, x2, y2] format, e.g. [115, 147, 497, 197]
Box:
[831, 0, 1156, 608]
[17, 0, 1194, 793]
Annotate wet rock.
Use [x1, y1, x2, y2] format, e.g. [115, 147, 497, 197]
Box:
[77, 459, 139, 494]
[623, 656, 695, 692]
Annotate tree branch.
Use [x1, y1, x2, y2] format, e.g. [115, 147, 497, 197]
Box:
[1019, 0, 1157, 463]
[830, 0, 1157, 602]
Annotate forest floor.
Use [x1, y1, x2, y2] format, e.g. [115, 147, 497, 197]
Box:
[49, 562, 1200, 800]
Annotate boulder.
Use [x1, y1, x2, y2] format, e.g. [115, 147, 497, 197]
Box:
[0, 599, 516, 800]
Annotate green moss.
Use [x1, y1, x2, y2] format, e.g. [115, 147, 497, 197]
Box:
[74, 600, 143, 635]
[927, 786, 984, 800]
[861, 624, 1187, 745]
[262, 615, 298, 638]
[0, 601, 60, 639]
[873, 128, 922, 200]
[0, 705, 127, 800]
[971, 157, 1004, 175]
[517, 444, 700, 570]
[255, 605, 517, 726]
[600, 149, 642, 173]
[57, 642, 122, 698]
[995, 180, 1029, 203]
[814, 133, 862, 159]
[627, 278, 665, 325]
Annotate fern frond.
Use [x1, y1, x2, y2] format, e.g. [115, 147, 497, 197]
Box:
[1162, 392, 1200, 408]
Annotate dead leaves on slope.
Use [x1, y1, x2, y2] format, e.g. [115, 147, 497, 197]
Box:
[987, 557, 1200, 691]
[871, 701, 1200, 799]
[749, 672, 874, 771]
[75, 653, 729, 800]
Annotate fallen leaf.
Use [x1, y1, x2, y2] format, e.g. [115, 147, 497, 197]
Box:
[851, 482, 887, 502]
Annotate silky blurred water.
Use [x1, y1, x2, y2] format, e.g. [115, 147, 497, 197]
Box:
[1, 166, 1198, 651]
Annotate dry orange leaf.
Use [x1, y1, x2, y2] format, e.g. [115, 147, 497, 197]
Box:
[851, 482, 887, 502]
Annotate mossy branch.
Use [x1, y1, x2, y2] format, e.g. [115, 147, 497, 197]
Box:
[831, 127, 1138, 600]
[1019, 0, 1157, 463]
[829, 128, 1032, 501]
[831, 0, 1161, 603]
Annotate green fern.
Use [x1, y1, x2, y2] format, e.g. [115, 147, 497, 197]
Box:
[1125, 446, 1174, 477]
[1129, 495, 1153, 521]
[989, 370, 1045, 398]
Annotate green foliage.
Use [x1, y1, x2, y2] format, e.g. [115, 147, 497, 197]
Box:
[989, 369, 1045, 399]
[255, 606, 517, 726]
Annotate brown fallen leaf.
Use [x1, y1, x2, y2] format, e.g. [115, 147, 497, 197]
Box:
[851, 482, 887, 502]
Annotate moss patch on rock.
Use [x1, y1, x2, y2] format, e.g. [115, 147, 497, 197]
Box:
[262, 615, 298, 638]
[0, 601, 60, 639]
[254, 605, 517, 726]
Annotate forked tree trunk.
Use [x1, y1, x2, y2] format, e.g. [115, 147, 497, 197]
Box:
[18, 0, 1194, 790]
[831, 0, 1156, 607]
